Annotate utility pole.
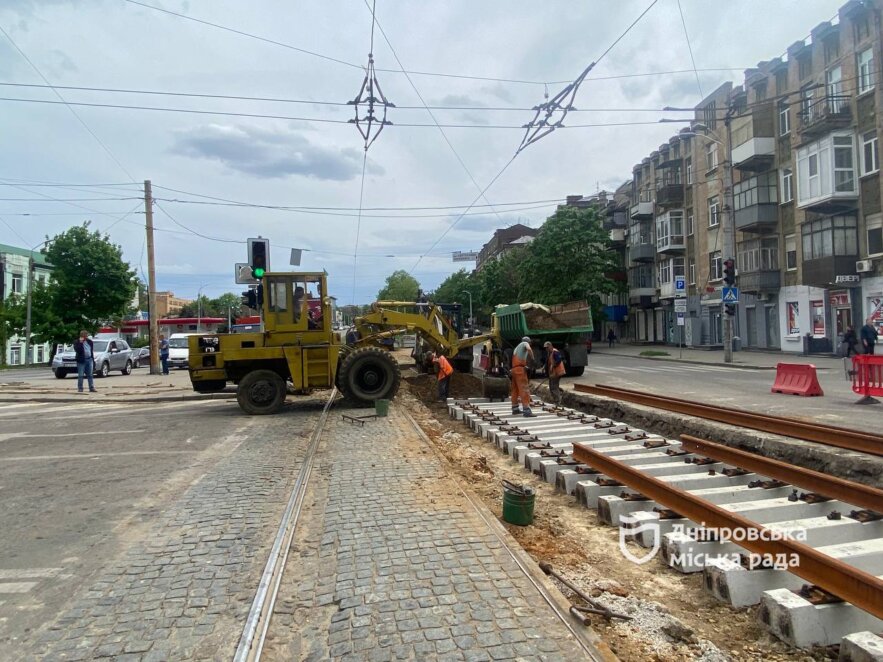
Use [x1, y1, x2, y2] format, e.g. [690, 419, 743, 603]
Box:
[722, 115, 736, 364]
[145, 180, 161, 375]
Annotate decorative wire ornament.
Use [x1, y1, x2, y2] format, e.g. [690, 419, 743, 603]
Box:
[347, 0, 394, 151]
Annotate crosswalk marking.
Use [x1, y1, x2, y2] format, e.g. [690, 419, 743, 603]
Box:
[0, 582, 38, 594]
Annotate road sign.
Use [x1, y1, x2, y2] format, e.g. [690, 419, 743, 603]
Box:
[676, 312, 685, 326]
[235, 263, 258, 284]
[675, 275, 686, 292]
[674, 299, 687, 313]
[722, 287, 739, 303]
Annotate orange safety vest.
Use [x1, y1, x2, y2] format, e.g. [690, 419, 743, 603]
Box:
[547, 349, 565, 378]
[436, 355, 454, 380]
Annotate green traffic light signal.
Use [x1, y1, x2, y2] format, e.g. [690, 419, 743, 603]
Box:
[253, 267, 265, 278]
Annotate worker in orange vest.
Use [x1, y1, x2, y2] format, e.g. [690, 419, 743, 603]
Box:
[431, 351, 454, 401]
[510, 336, 536, 417]
[543, 341, 566, 404]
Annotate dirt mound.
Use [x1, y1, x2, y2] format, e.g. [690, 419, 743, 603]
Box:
[404, 370, 483, 401]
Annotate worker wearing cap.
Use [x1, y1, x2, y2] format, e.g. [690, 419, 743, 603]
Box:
[431, 351, 454, 401]
[510, 336, 536, 417]
[543, 341, 566, 404]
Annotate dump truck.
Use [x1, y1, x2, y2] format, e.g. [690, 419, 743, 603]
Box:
[494, 300, 593, 376]
[187, 272, 496, 415]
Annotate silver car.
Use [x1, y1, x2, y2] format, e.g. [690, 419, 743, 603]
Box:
[52, 338, 135, 379]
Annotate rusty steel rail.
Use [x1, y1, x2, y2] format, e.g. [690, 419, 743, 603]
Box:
[573, 383, 883, 457]
[680, 435, 883, 513]
[571, 443, 883, 619]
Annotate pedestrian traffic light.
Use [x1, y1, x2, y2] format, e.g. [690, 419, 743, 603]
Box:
[723, 258, 736, 286]
[248, 238, 269, 279]
[725, 303, 736, 316]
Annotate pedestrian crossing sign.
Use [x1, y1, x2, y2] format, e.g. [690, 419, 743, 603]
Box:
[722, 287, 739, 303]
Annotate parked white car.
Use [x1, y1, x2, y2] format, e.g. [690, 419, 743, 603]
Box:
[51, 338, 134, 378]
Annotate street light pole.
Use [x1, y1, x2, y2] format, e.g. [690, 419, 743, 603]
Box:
[462, 290, 473, 334]
[24, 240, 49, 366]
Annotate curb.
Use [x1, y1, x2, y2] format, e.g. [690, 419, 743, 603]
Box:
[0, 392, 237, 404]
[589, 350, 839, 371]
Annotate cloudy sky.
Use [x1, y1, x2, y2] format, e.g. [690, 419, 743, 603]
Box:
[0, 0, 844, 304]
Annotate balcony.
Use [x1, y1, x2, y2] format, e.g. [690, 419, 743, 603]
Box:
[628, 291, 657, 307]
[630, 201, 654, 219]
[735, 203, 778, 233]
[738, 270, 781, 293]
[658, 281, 678, 299]
[655, 184, 684, 208]
[608, 227, 626, 245]
[629, 243, 656, 263]
[802, 255, 860, 288]
[732, 137, 775, 171]
[798, 94, 851, 137]
[656, 232, 685, 254]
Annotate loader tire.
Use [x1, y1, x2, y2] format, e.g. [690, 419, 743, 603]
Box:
[338, 347, 400, 405]
[237, 369, 286, 415]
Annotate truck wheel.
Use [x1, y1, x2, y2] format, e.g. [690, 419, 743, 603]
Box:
[194, 380, 227, 393]
[339, 347, 400, 404]
[237, 370, 286, 415]
[565, 365, 585, 377]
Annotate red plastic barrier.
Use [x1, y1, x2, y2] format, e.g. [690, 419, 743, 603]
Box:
[770, 363, 824, 397]
[479, 355, 489, 370]
[851, 355, 883, 404]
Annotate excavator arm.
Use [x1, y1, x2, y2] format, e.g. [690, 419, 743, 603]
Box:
[353, 301, 499, 357]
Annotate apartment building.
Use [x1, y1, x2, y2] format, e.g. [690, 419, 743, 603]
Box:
[625, 0, 883, 352]
[474, 223, 538, 272]
[0, 243, 53, 365]
[153, 291, 193, 319]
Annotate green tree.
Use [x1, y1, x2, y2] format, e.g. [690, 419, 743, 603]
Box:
[473, 248, 525, 322]
[28, 223, 137, 349]
[519, 206, 625, 313]
[430, 269, 474, 306]
[377, 270, 420, 301]
[210, 293, 242, 317]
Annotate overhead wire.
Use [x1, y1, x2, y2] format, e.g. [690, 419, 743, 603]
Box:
[677, 0, 704, 100]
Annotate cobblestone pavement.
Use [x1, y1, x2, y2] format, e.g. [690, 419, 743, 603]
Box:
[262, 405, 592, 661]
[20, 398, 328, 662]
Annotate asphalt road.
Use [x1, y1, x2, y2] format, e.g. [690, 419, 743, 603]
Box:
[0, 397, 316, 658]
[573, 351, 880, 434]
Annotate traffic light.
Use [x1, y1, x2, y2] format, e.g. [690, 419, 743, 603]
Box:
[256, 283, 264, 307]
[725, 303, 736, 316]
[241, 289, 257, 309]
[723, 258, 736, 286]
[248, 238, 269, 279]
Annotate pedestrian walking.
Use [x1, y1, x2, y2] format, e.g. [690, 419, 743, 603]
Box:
[543, 341, 565, 404]
[431, 351, 454, 401]
[607, 329, 616, 348]
[843, 325, 858, 357]
[159, 334, 170, 374]
[860, 318, 879, 355]
[73, 330, 97, 393]
[510, 336, 536, 417]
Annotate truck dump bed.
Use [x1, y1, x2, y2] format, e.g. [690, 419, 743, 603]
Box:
[495, 301, 592, 340]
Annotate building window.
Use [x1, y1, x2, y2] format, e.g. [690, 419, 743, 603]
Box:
[796, 131, 857, 206]
[778, 102, 790, 136]
[753, 81, 767, 101]
[862, 131, 879, 176]
[787, 302, 800, 335]
[867, 214, 883, 256]
[734, 172, 778, 211]
[686, 158, 692, 185]
[738, 238, 779, 272]
[801, 214, 858, 260]
[834, 135, 855, 192]
[656, 210, 684, 250]
[705, 142, 718, 171]
[855, 16, 870, 43]
[800, 85, 815, 119]
[781, 168, 793, 203]
[687, 213, 694, 236]
[708, 196, 720, 227]
[826, 66, 843, 102]
[36, 345, 45, 364]
[823, 37, 840, 64]
[658, 260, 671, 284]
[858, 48, 875, 94]
[689, 258, 696, 285]
[11, 272, 23, 294]
[709, 251, 723, 281]
[10, 345, 21, 365]
[775, 69, 788, 95]
[798, 55, 812, 81]
[785, 234, 797, 270]
[703, 101, 717, 130]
